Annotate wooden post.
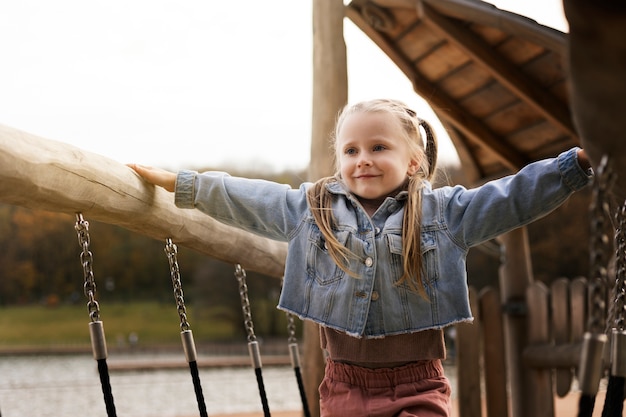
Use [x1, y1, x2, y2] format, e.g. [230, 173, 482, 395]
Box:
[303, 1, 348, 416]
[551, 278, 573, 397]
[497, 227, 534, 417]
[480, 286, 509, 417]
[526, 282, 554, 417]
[456, 286, 482, 417]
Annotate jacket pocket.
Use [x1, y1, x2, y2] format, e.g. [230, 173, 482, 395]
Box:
[306, 227, 349, 285]
[388, 231, 438, 288]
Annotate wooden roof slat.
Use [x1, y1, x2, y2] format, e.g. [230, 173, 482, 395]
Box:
[521, 52, 567, 91]
[506, 121, 572, 154]
[495, 36, 546, 66]
[484, 101, 545, 137]
[459, 81, 518, 118]
[437, 61, 493, 99]
[421, 3, 577, 138]
[414, 41, 473, 82]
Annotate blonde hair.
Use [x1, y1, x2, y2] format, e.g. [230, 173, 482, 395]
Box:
[306, 99, 438, 297]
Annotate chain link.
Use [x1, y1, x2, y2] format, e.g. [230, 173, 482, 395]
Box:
[74, 213, 101, 322]
[286, 313, 298, 345]
[164, 238, 191, 331]
[234, 264, 257, 343]
[612, 201, 626, 332]
[587, 156, 614, 335]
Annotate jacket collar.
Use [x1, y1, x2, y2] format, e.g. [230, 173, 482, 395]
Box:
[325, 178, 411, 202]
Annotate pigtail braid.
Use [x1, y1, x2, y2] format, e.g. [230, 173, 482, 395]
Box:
[417, 118, 438, 181]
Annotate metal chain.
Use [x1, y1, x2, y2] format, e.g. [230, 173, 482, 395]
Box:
[234, 264, 257, 343]
[74, 213, 101, 322]
[587, 156, 614, 335]
[164, 238, 191, 331]
[612, 201, 626, 332]
[286, 313, 298, 345]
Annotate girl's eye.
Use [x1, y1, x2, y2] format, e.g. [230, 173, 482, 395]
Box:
[345, 148, 357, 155]
[373, 144, 386, 152]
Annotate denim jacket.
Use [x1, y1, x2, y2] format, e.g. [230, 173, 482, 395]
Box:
[175, 147, 591, 338]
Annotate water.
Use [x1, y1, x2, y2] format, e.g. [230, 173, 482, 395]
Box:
[0, 354, 458, 417]
[0, 353, 303, 417]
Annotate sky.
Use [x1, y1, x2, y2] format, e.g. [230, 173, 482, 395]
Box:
[0, 1, 568, 173]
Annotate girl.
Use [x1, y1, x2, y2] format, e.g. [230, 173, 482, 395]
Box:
[129, 98, 592, 416]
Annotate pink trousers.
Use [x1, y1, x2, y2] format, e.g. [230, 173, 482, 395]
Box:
[319, 359, 451, 417]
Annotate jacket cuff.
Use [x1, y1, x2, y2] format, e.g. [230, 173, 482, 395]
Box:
[174, 170, 197, 208]
[558, 147, 593, 192]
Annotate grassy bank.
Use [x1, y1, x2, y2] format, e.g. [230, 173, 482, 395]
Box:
[0, 302, 237, 348]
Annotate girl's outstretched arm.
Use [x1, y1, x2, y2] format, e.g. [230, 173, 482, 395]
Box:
[127, 163, 177, 192]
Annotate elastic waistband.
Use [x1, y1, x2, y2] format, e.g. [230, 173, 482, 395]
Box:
[324, 359, 444, 388]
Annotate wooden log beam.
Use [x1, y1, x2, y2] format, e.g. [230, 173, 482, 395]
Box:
[0, 123, 287, 278]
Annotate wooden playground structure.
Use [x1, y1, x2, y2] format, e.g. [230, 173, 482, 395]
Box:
[2, 1, 626, 416]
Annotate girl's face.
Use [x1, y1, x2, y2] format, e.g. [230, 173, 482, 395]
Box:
[336, 111, 419, 208]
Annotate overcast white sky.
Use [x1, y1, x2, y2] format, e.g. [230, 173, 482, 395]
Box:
[0, 1, 567, 172]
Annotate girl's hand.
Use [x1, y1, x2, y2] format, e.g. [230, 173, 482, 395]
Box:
[127, 163, 177, 192]
[576, 149, 592, 172]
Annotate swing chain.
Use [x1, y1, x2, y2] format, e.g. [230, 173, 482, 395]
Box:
[287, 313, 297, 345]
[74, 213, 101, 322]
[234, 264, 257, 343]
[612, 201, 626, 332]
[164, 239, 191, 331]
[587, 156, 614, 335]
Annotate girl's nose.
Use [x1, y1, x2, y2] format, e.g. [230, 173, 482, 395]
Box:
[357, 155, 372, 167]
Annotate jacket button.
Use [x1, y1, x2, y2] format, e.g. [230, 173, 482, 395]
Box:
[355, 291, 367, 298]
[371, 291, 379, 301]
[364, 257, 373, 267]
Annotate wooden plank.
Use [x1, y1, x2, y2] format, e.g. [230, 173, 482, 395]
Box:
[397, 21, 447, 62]
[495, 37, 545, 66]
[526, 282, 555, 417]
[521, 52, 567, 92]
[0, 124, 287, 278]
[551, 278, 573, 397]
[459, 81, 518, 119]
[570, 277, 588, 344]
[480, 287, 509, 417]
[437, 62, 493, 100]
[415, 41, 473, 82]
[484, 101, 544, 137]
[523, 342, 582, 368]
[507, 121, 566, 153]
[456, 286, 482, 417]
